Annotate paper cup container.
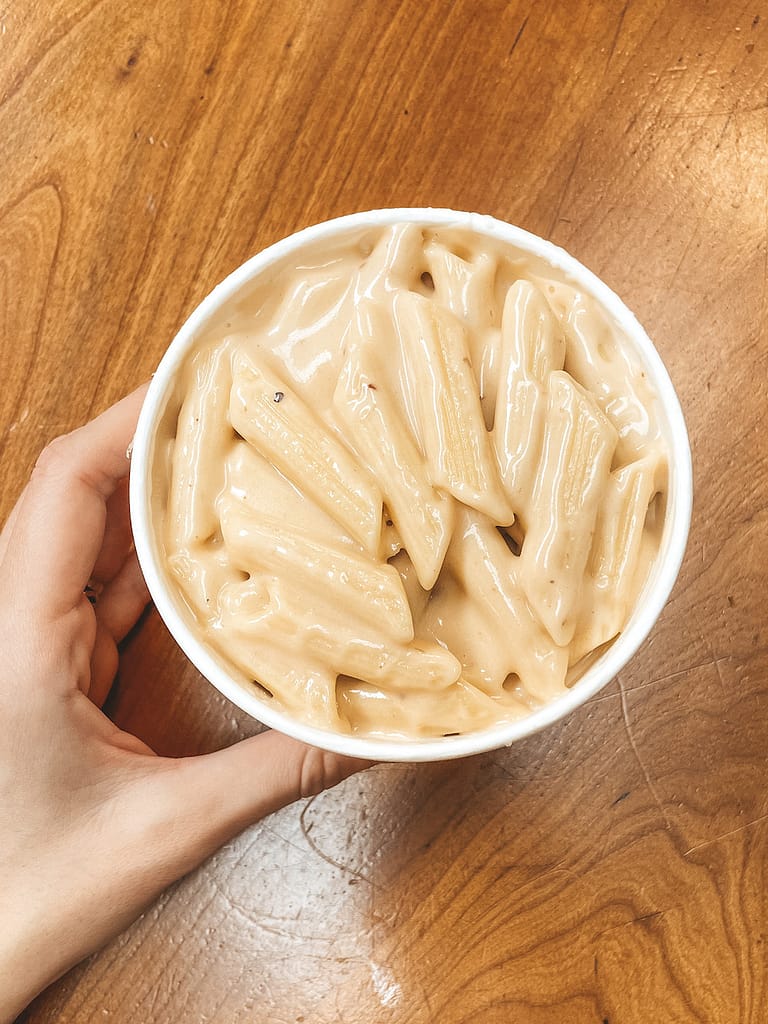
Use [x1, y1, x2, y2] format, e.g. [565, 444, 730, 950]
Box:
[129, 208, 692, 763]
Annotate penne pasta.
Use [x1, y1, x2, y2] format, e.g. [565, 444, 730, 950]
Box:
[167, 546, 244, 626]
[221, 628, 344, 731]
[336, 676, 529, 738]
[499, 278, 566, 384]
[570, 454, 661, 664]
[493, 377, 543, 519]
[227, 604, 460, 693]
[355, 223, 426, 299]
[389, 549, 431, 623]
[394, 291, 515, 524]
[423, 241, 498, 333]
[295, 626, 462, 691]
[218, 500, 414, 644]
[423, 241, 503, 428]
[549, 288, 656, 466]
[224, 440, 362, 553]
[167, 341, 233, 550]
[216, 575, 460, 693]
[333, 301, 454, 589]
[160, 222, 670, 738]
[424, 507, 569, 703]
[521, 371, 618, 646]
[492, 281, 566, 520]
[230, 351, 383, 554]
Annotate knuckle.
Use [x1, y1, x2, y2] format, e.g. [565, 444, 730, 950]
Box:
[299, 747, 342, 799]
[32, 434, 74, 477]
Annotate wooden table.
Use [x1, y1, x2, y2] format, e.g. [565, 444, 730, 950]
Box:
[3, 0, 767, 1020]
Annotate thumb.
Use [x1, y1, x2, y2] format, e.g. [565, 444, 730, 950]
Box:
[129, 731, 370, 885]
[0, 733, 369, 1009]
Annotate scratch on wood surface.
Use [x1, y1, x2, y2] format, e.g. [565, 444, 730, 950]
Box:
[606, 0, 631, 66]
[666, 102, 768, 120]
[257, 821, 321, 863]
[417, 978, 435, 1021]
[209, 876, 334, 943]
[715, 109, 734, 150]
[617, 675, 673, 831]
[684, 811, 768, 857]
[596, 908, 666, 941]
[585, 657, 723, 706]
[667, 219, 705, 290]
[509, 14, 528, 56]
[547, 136, 586, 236]
[299, 794, 376, 887]
[712, 653, 727, 694]
[522, 860, 602, 907]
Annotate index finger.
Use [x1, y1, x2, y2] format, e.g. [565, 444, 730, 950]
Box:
[1, 386, 148, 621]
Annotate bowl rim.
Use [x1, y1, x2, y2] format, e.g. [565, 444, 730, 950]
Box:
[129, 207, 693, 763]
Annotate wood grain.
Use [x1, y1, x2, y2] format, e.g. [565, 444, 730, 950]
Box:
[2, 0, 767, 1020]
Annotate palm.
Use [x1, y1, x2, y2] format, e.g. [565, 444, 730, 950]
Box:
[0, 387, 367, 1021]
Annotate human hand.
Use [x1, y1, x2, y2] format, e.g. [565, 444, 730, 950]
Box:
[0, 387, 368, 1022]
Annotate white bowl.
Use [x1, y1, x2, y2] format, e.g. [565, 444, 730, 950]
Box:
[129, 208, 692, 763]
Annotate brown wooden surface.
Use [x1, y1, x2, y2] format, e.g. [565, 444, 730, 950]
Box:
[3, 0, 767, 1020]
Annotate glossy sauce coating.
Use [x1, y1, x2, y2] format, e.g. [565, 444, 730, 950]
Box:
[159, 224, 668, 739]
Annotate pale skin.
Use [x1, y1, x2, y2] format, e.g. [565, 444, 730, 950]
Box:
[0, 387, 367, 1022]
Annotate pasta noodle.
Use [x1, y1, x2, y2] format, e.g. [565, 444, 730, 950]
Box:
[168, 341, 233, 549]
[159, 223, 669, 739]
[569, 453, 663, 664]
[520, 371, 617, 647]
[229, 351, 383, 554]
[423, 507, 569, 704]
[492, 280, 567, 522]
[218, 503, 413, 642]
[333, 300, 454, 590]
[394, 291, 514, 524]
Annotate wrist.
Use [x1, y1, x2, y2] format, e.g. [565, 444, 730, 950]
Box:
[0, 902, 70, 1023]
[0, 843, 105, 1022]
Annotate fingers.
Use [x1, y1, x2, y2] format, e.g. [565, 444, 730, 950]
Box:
[133, 733, 370, 879]
[88, 625, 119, 706]
[91, 479, 134, 585]
[95, 553, 150, 645]
[88, 554, 150, 705]
[1, 386, 148, 622]
[0, 493, 23, 568]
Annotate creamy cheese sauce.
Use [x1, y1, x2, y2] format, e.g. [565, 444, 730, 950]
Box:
[156, 223, 668, 739]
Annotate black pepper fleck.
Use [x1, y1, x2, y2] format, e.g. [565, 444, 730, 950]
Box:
[274, 391, 284, 403]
